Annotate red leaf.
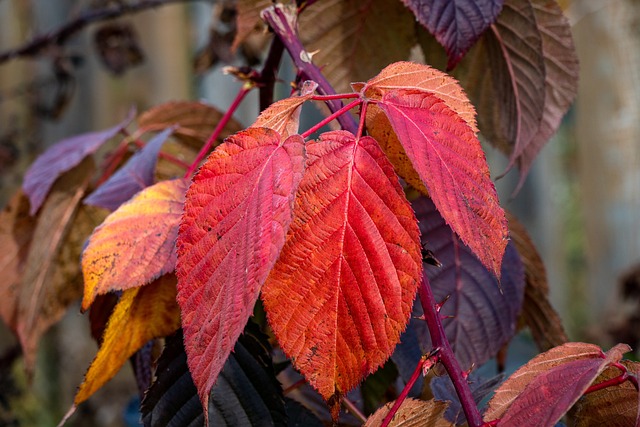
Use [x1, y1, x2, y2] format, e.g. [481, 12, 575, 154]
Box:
[23, 108, 134, 215]
[402, 0, 503, 70]
[85, 127, 174, 211]
[261, 130, 422, 416]
[81, 178, 188, 310]
[176, 128, 305, 423]
[378, 89, 507, 277]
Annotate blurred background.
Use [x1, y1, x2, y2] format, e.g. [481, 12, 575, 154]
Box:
[0, 0, 639, 425]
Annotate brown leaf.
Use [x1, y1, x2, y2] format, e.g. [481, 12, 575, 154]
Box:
[365, 398, 452, 426]
[298, 0, 416, 94]
[485, 343, 630, 422]
[233, 0, 271, 52]
[508, 212, 568, 351]
[137, 101, 243, 149]
[572, 360, 640, 427]
[0, 160, 104, 370]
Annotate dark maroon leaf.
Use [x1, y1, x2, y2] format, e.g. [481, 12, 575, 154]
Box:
[23, 108, 135, 215]
[84, 127, 173, 211]
[413, 196, 525, 370]
[402, 0, 503, 70]
[431, 372, 504, 425]
[141, 322, 286, 427]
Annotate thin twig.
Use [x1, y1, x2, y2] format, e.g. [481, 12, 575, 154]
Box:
[258, 37, 285, 112]
[0, 0, 209, 65]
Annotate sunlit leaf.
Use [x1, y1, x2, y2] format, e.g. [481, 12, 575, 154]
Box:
[378, 90, 507, 277]
[74, 275, 180, 405]
[252, 80, 318, 138]
[401, 0, 503, 70]
[262, 130, 422, 417]
[365, 398, 452, 426]
[81, 178, 188, 310]
[23, 108, 134, 215]
[1, 161, 99, 370]
[141, 323, 287, 427]
[176, 128, 305, 423]
[137, 101, 242, 148]
[485, 343, 631, 423]
[85, 127, 174, 211]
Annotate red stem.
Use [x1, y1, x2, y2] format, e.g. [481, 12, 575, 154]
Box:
[356, 101, 368, 140]
[381, 353, 436, 427]
[96, 139, 130, 186]
[131, 139, 190, 169]
[310, 93, 360, 101]
[184, 86, 251, 178]
[585, 372, 630, 394]
[261, 4, 358, 133]
[300, 99, 361, 139]
[418, 274, 483, 427]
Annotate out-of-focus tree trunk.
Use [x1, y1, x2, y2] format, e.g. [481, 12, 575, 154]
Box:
[573, 0, 640, 325]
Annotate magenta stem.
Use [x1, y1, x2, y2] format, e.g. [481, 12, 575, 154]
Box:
[356, 101, 368, 140]
[261, 5, 358, 133]
[585, 373, 630, 394]
[418, 274, 483, 427]
[310, 93, 360, 101]
[184, 86, 251, 178]
[300, 99, 361, 139]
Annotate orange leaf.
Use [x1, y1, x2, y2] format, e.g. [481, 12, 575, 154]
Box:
[262, 130, 422, 417]
[252, 80, 318, 138]
[74, 275, 180, 405]
[176, 128, 305, 423]
[81, 178, 188, 310]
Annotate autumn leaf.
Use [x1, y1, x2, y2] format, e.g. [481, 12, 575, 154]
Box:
[137, 101, 242, 148]
[23, 108, 134, 215]
[176, 128, 305, 423]
[261, 130, 422, 417]
[1, 161, 98, 370]
[508, 211, 568, 351]
[297, 0, 416, 94]
[378, 89, 507, 277]
[233, 0, 271, 52]
[485, 342, 631, 425]
[81, 178, 188, 310]
[365, 398, 452, 426]
[73, 275, 180, 407]
[401, 0, 503, 70]
[252, 80, 318, 138]
[572, 360, 640, 427]
[141, 323, 287, 427]
[85, 127, 174, 211]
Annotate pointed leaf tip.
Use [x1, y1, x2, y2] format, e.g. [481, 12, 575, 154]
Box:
[176, 128, 305, 422]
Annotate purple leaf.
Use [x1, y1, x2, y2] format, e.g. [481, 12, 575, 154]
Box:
[413, 196, 525, 370]
[84, 127, 174, 211]
[23, 108, 135, 215]
[402, 0, 504, 69]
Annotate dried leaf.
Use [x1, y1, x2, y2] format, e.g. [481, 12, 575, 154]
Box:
[485, 343, 631, 423]
[23, 109, 134, 215]
[81, 178, 188, 310]
[2, 161, 97, 370]
[176, 128, 305, 423]
[401, 0, 503, 70]
[85, 127, 174, 211]
[298, 0, 416, 93]
[252, 80, 318, 138]
[508, 212, 567, 351]
[74, 275, 180, 405]
[378, 90, 507, 277]
[365, 398, 452, 426]
[572, 360, 640, 427]
[137, 101, 242, 149]
[262, 130, 422, 417]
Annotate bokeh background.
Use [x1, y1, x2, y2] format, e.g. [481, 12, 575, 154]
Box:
[0, 0, 639, 425]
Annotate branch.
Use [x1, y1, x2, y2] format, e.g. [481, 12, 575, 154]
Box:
[0, 0, 209, 65]
[418, 274, 484, 427]
[260, 4, 358, 134]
